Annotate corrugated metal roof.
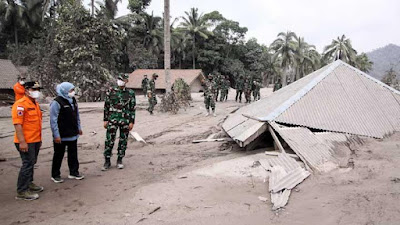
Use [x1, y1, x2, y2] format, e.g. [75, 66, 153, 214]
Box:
[0, 59, 20, 89]
[270, 167, 310, 193]
[314, 132, 349, 150]
[222, 63, 332, 146]
[267, 153, 300, 172]
[126, 69, 203, 89]
[270, 122, 337, 173]
[222, 60, 400, 148]
[271, 189, 291, 210]
[275, 64, 400, 138]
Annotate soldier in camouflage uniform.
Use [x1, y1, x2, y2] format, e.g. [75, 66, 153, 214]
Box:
[220, 76, 230, 102]
[235, 76, 244, 102]
[141, 75, 149, 97]
[213, 73, 221, 102]
[244, 76, 252, 103]
[252, 77, 262, 101]
[202, 75, 216, 116]
[147, 73, 158, 115]
[102, 74, 136, 171]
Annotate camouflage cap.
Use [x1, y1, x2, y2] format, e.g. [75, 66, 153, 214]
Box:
[118, 73, 129, 80]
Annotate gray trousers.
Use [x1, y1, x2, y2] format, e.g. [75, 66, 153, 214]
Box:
[15, 142, 40, 192]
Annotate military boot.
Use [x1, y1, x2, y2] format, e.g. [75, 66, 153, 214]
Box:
[117, 157, 124, 169]
[205, 109, 210, 117]
[213, 110, 216, 117]
[102, 157, 111, 171]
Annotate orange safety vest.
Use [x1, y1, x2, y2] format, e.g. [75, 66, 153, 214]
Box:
[12, 96, 42, 143]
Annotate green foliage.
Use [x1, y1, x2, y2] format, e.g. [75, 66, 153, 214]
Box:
[128, 0, 151, 13]
[160, 78, 192, 114]
[381, 67, 399, 90]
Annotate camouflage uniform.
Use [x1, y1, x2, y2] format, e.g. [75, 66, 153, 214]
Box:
[141, 76, 149, 97]
[213, 74, 221, 101]
[103, 76, 136, 159]
[273, 79, 282, 92]
[203, 78, 216, 113]
[244, 77, 252, 103]
[220, 77, 230, 102]
[147, 74, 158, 114]
[235, 76, 244, 102]
[252, 79, 262, 101]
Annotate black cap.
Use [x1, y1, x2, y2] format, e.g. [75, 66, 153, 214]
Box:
[24, 81, 42, 89]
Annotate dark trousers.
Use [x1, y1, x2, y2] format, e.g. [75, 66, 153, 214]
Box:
[235, 91, 243, 102]
[51, 140, 79, 178]
[15, 142, 40, 193]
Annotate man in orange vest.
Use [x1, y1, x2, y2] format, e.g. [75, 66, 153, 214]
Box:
[12, 81, 44, 200]
[13, 76, 26, 101]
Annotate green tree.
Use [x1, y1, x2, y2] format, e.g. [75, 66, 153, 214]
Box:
[323, 34, 357, 64]
[142, 12, 163, 54]
[381, 67, 399, 90]
[294, 36, 320, 81]
[271, 31, 297, 86]
[354, 53, 373, 73]
[128, 0, 151, 13]
[178, 7, 212, 69]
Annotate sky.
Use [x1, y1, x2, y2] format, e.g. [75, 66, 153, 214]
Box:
[84, 0, 400, 53]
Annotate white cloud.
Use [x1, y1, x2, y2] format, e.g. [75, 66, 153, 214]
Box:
[87, 0, 400, 53]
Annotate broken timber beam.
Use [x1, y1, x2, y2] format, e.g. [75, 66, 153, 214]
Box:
[264, 151, 300, 160]
[268, 125, 286, 153]
[192, 138, 232, 143]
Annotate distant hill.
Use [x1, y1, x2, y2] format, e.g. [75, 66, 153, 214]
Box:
[367, 44, 400, 80]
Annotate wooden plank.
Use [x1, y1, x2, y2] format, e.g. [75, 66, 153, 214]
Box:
[192, 138, 232, 143]
[268, 125, 286, 153]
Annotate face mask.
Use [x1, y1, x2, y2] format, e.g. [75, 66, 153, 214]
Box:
[19, 81, 25, 85]
[29, 91, 40, 99]
[68, 91, 76, 98]
[117, 80, 126, 87]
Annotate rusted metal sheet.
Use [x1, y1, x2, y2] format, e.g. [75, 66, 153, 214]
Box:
[269, 122, 338, 173]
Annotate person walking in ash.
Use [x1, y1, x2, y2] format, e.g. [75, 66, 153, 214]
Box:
[12, 81, 44, 200]
[141, 75, 149, 97]
[50, 82, 84, 183]
[235, 75, 244, 102]
[102, 74, 136, 171]
[147, 73, 158, 115]
[202, 75, 216, 117]
[13, 76, 26, 102]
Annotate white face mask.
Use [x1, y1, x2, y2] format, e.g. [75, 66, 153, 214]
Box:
[117, 80, 126, 87]
[29, 91, 40, 99]
[19, 81, 25, 85]
[68, 91, 76, 98]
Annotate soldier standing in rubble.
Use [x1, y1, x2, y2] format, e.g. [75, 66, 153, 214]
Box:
[220, 75, 230, 102]
[253, 77, 262, 101]
[235, 75, 244, 102]
[244, 76, 252, 103]
[213, 73, 221, 102]
[202, 74, 216, 116]
[147, 73, 158, 115]
[102, 74, 136, 171]
[141, 75, 149, 97]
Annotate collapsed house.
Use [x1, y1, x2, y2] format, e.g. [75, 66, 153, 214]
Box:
[222, 60, 400, 209]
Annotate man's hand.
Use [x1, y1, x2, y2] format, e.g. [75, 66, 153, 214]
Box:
[54, 137, 61, 144]
[104, 121, 108, 129]
[19, 141, 28, 152]
[148, 93, 152, 98]
[129, 123, 134, 131]
[79, 130, 83, 135]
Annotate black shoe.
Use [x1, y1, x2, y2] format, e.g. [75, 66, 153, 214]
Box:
[117, 157, 124, 169]
[102, 158, 111, 171]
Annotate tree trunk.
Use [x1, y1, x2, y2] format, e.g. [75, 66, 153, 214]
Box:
[14, 26, 18, 49]
[91, 0, 95, 16]
[164, 0, 172, 93]
[192, 34, 196, 69]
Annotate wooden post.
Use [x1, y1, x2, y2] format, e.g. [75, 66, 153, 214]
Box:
[268, 125, 286, 153]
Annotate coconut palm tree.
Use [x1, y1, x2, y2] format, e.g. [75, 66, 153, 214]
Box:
[271, 31, 297, 86]
[142, 12, 163, 54]
[354, 53, 373, 73]
[2, 0, 28, 48]
[323, 34, 357, 64]
[164, 0, 171, 93]
[178, 7, 212, 69]
[294, 36, 320, 80]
